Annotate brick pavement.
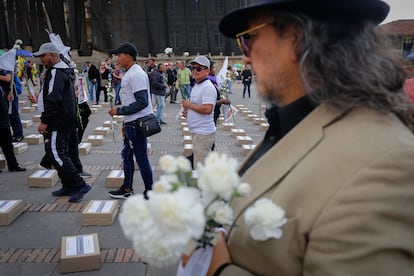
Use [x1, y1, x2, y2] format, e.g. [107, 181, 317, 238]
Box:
[0, 82, 267, 275]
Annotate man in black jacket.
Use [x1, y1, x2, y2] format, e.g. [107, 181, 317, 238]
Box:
[33, 42, 91, 202]
[150, 63, 168, 124]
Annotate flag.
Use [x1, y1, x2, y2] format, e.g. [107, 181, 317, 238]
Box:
[222, 104, 238, 122]
[77, 75, 88, 103]
[48, 32, 71, 62]
[216, 56, 228, 90]
[0, 49, 16, 71]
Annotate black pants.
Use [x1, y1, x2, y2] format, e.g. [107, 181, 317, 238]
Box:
[43, 127, 85, 188]
[0, 127, 19, 169]
[243, 82, 251, 98]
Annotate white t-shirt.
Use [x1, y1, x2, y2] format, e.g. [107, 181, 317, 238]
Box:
[120, 64, 153, 123]
[187, 79, 216, 135]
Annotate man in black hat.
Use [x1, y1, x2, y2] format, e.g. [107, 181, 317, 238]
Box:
[193, 0, 414, 274]
[108, 42, 154, 199]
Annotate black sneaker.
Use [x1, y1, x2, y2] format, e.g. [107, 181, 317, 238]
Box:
[9, 166, 26, 172]
[109, 187, 134, 199]
[68, 184, 91, 203]
[52, 186, 74, 197]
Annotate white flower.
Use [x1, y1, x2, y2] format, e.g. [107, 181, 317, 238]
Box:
[159, 174, 179, 185]
[206, 200, 233, 226]
[237, 182, 251, 197]
[153, 180, 173, 193]
[119, 194, 154, 241]
[147, 187, 205, 240]
[119, 152, 252, 268]
[133, 238, 180, 267]
[197, 152, 240, 200]
[244, 198, 287, 241]
[159, 155, 178, 174]
[176, 156, 192, 172]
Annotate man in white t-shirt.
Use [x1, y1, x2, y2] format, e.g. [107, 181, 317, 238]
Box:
[182, 55, 216, 168]
[108, 42, 154, 199]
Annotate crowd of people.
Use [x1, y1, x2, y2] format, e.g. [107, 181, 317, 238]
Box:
[3, 0, 414, 273]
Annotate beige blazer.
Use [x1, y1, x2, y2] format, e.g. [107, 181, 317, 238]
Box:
[222, 104, 414, 275]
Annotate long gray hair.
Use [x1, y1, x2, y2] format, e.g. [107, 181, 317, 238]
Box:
[271, 12, 413, 129]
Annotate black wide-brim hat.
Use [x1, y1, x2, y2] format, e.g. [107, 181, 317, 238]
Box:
[219, 0, 390, 38]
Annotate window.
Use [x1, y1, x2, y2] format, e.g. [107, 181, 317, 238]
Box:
[214, 0, 224, 11]
[167, 0, 177, 12]
[192, 0, 201, 12]
[169, 31, 181, 49]
[191, 30, 202, 48]
[235, 0, 248, 8]
[214, 32, 224, 49]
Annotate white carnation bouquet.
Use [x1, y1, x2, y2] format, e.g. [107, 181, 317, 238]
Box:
[119, 152, 286, 270]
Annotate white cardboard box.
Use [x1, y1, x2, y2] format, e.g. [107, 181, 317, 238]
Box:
[28, 170, 59, 188]
[32, 114, 41, 122]
[13, 142, 28, 154]
[60, 233, 100, 273]
[0, 154, 5, 169]
[87, 135, 104, 146]
[113, 115, 124, 122]
[184, 144, 193, 156]
[242, 144, 256, 156]
[20, 106, 35, 113]
[0, 200, 25, 225]
[231, 129, 246, 137]
[222, 123, 234, 131]
[93, 127, 110, 136]
[21, 120, 33, 128]
[260, 123, 270, 131]
[81, 200, 119, 226]
[23, 134, 44, 145]
[79, 143, 92, 155]
[183, 136, 192, 145]
[106, 170, 124, 188]
[182, 127, 191, 136]
[102, 120, 117, 128]
[147, 143, 152, 155]
[236, 136, 253, 146]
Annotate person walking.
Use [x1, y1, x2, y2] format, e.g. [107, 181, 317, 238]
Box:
[0, 73, 26, 173]
[87, 64, 99, 101]
[187, 0, 414, 274]
[108, 42, 154, 199]
[150, 63, 168, 124]
[241, 65, 252, 98]
[166, 62, 178, 103]
[33, 42, 91, 202]
[98, 61, 111, 104]
[112, 63, 123, 105]
[182, 56, 216, 169]
[176, 60, 192, 99]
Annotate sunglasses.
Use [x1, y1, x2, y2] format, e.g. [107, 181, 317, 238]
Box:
[236, 22, 272, 57]
[191, 66, 207, 72]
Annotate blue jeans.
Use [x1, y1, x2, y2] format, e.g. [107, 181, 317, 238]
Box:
[155, 95, 165, 122]
[122, 125, 153, 192]
[179, 84, 191, 99]
[114, 83, 121, 104]
[88, 81, 97, 101]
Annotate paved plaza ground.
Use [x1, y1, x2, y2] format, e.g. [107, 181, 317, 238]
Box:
[0, 82, 268, 275]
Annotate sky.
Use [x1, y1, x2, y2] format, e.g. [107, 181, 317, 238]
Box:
[382, 0, 414, 24]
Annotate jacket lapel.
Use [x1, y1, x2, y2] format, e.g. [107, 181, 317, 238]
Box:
[232, 103, 350, 219]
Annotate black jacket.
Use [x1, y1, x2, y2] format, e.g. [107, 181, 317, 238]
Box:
[150, 68, 166, 96]
[41, 61, 77, 131]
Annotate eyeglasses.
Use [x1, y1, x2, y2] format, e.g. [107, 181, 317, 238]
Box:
[191, 66, 207, 72]
[236, 22, 272, 57]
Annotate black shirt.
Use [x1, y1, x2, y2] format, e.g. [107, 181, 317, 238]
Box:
[239, 95, 317, 176]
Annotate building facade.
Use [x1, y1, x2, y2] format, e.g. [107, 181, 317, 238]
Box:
[0, 0, 248, 57]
